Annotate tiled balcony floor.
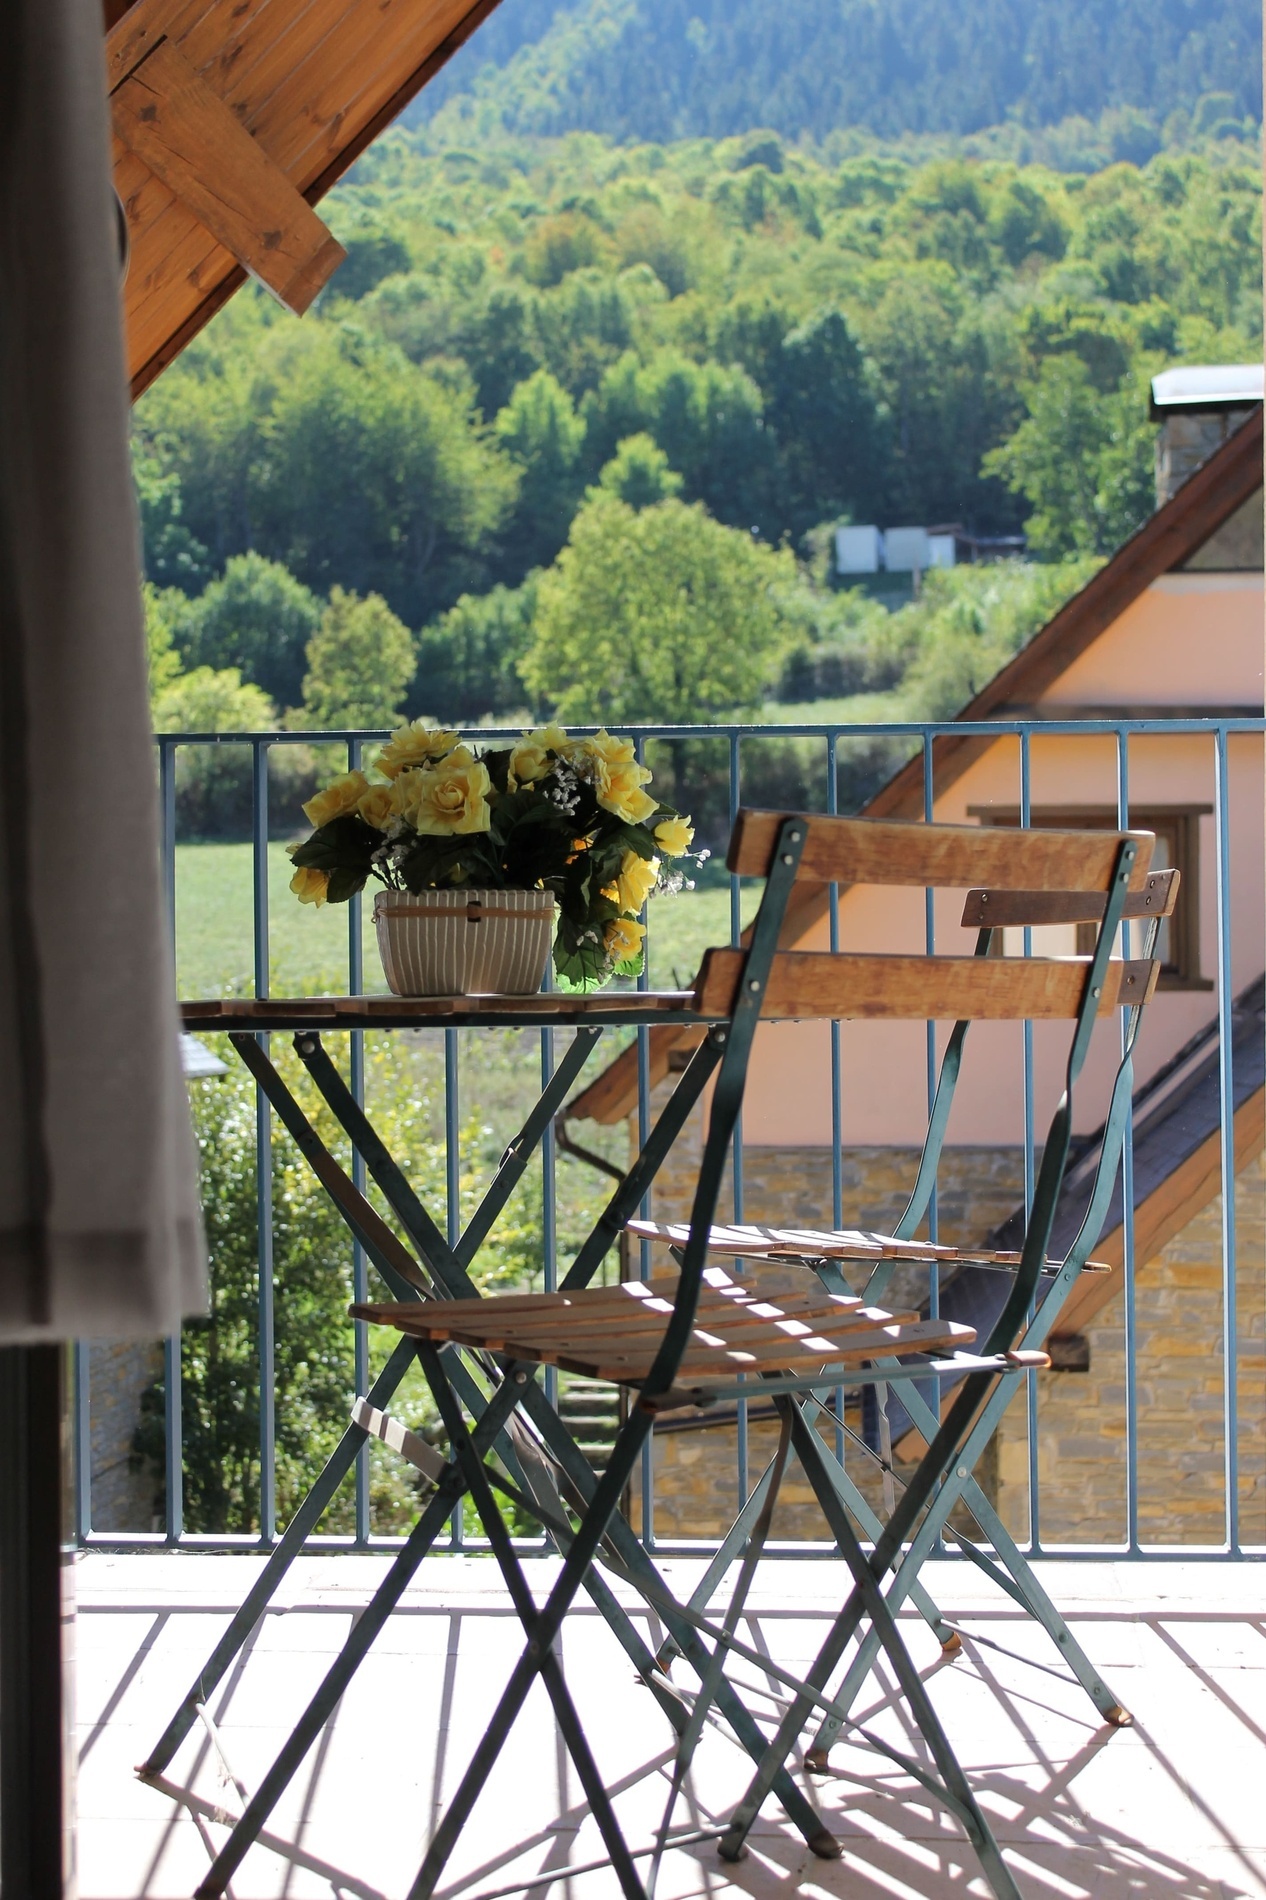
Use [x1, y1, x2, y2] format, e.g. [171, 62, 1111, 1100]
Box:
[77, 1552, 1266, 1900]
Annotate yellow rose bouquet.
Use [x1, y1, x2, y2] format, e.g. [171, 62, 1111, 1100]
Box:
[288, 722, 698, 987]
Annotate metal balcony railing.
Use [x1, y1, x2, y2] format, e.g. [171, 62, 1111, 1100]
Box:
[73, 717, 1264, 1559]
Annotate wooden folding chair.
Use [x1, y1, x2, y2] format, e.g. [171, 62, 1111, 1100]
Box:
[627, 859, 1178, 1753]
[354, 809, 1159, 1900]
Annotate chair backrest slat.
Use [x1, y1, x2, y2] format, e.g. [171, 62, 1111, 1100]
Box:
[694, 949, 1159, 1022]
[728, 810, 1155, 892]
[960, 868, 1179, 930]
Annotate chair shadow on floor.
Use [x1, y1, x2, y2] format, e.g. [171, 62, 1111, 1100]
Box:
[90, 1595, 1265, 1900]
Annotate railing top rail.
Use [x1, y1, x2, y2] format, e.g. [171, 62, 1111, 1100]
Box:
[154, 715, 1266, 746]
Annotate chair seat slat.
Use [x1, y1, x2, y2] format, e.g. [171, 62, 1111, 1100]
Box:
[625, 1219, 1111, 1275]
[351, 1288, 975, 1390]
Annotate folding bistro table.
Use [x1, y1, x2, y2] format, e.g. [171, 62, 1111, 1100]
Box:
[151, 985, 848, 1893]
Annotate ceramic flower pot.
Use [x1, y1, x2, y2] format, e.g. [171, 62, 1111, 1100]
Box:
[373, 888, 555, 997]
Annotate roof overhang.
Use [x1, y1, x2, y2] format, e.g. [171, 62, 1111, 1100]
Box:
[107, 0, 506, 399]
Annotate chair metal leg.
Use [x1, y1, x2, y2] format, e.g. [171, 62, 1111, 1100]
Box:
[652, 1453, 780, 1671]
[519, 1379, 836, 1855]
[140, 1333, 418, 1777]
[801, 1398, 960, 1648]
[647, 1408, 795, 1897]
[191, 1375, 527, 1900]
[713, 1360, 1007, 1861]
[720, 1401, 1025, 1900]
[952, 1478, 1131, 1726]
[405, 1396, 661, 1900]
[804, 1361, 1128, 1767]
[423, 1344, 649, 1900]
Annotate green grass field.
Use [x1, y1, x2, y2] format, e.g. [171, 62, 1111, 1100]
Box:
[174, 843, 760, 999]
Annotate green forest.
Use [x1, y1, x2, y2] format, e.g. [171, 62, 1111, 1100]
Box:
[413, 0, 1261, 149]
[137, 126, 1261, 753]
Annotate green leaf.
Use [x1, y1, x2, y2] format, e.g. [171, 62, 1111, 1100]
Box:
[290, 815, 380, 873]
[325, 865, 370, 904]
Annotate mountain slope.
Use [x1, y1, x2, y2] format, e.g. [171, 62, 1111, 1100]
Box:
[413, 0, 1261, 144]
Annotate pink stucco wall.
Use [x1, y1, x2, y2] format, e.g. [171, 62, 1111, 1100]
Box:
[739, 572, 1265, 1148]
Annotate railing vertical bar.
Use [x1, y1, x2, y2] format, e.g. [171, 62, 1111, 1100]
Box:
[636, 1011, 653, 1547]
[348, 737, 370, 1547]
[163, 1334, 183, 1543]
[1213, 727, 1239, 1555]
[1116, 730, 1140, 1556]
[633, 737, 653, 1544]
[159, 738, 177, 953]
[541, 1027, 558, 1295]
[1020, 730, 1039, 1554]
[253, 739, 275, 1543]
[728, 734, 748, 1513]
[159, 738, 180, 1544]
[73, 1343, 91, 1543]
[922, 734, 939, 1264]
[827, 733, 845, 1467]
[445, 1025, 464, 1549]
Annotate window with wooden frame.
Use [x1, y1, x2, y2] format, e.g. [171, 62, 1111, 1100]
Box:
[968, 805, 1211, 990]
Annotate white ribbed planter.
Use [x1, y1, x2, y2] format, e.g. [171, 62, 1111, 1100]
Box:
[373, 888, 555, 997]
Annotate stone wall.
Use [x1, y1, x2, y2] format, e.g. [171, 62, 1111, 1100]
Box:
[625, 1091, 1264, 1547]
[992, 1150, 1265, 1548]
[87, 1339, 163, 1532]
[628, 1101, 1026, 1542]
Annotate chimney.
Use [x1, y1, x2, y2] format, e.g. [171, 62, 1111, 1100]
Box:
[1151, 365, 1263, 508]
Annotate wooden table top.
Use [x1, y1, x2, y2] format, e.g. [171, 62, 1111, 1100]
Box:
[179, 992, 714, 1032]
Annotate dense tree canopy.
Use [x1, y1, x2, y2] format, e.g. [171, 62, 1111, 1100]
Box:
[523, 491, 796, 722]
[412, 0, 1260, 148]
[135, 126, 1260, 734]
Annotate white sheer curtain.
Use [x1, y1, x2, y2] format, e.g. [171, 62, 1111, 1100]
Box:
[0, 0, 206, 1339]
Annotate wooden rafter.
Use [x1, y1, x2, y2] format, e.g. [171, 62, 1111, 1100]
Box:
[112, 39, 344, 315]
[106, 0, 510, 398]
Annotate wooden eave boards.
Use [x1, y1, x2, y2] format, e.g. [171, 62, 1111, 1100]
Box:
[108, 0, 506, 397]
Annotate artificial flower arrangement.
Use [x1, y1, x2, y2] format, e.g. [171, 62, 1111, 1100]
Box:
[288, 722, 698, 989]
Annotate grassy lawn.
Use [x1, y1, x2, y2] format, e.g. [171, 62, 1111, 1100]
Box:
[174, 843, 760, 999]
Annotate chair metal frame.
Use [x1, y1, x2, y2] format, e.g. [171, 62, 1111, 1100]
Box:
[647, 875, 1173, 1750]
[356, 814, 1148, 1900]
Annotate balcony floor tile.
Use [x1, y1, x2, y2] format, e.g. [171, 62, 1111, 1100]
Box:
[75, 1554, 1266, 1900]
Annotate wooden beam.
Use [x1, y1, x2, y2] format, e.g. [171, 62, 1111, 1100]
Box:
[116, 0, 512, 401]
[111, 38, 344, 315]
[1053, 1083, 1264, 1337]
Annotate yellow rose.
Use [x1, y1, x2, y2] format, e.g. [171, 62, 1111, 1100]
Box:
[607, 851, 659, 915]
[595, 758, 657, 826]
[357, 782, 398, 830]
[375, 721, 461, 780]
[584, 729, 638, 768]
[302, 770, 370, 830]
[508, 723, 575, 790]
[404, 747, 492, 835]
[604, 915, 646, 963]
[654, 816, 694, 858]
[289, 866, 329, 907]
